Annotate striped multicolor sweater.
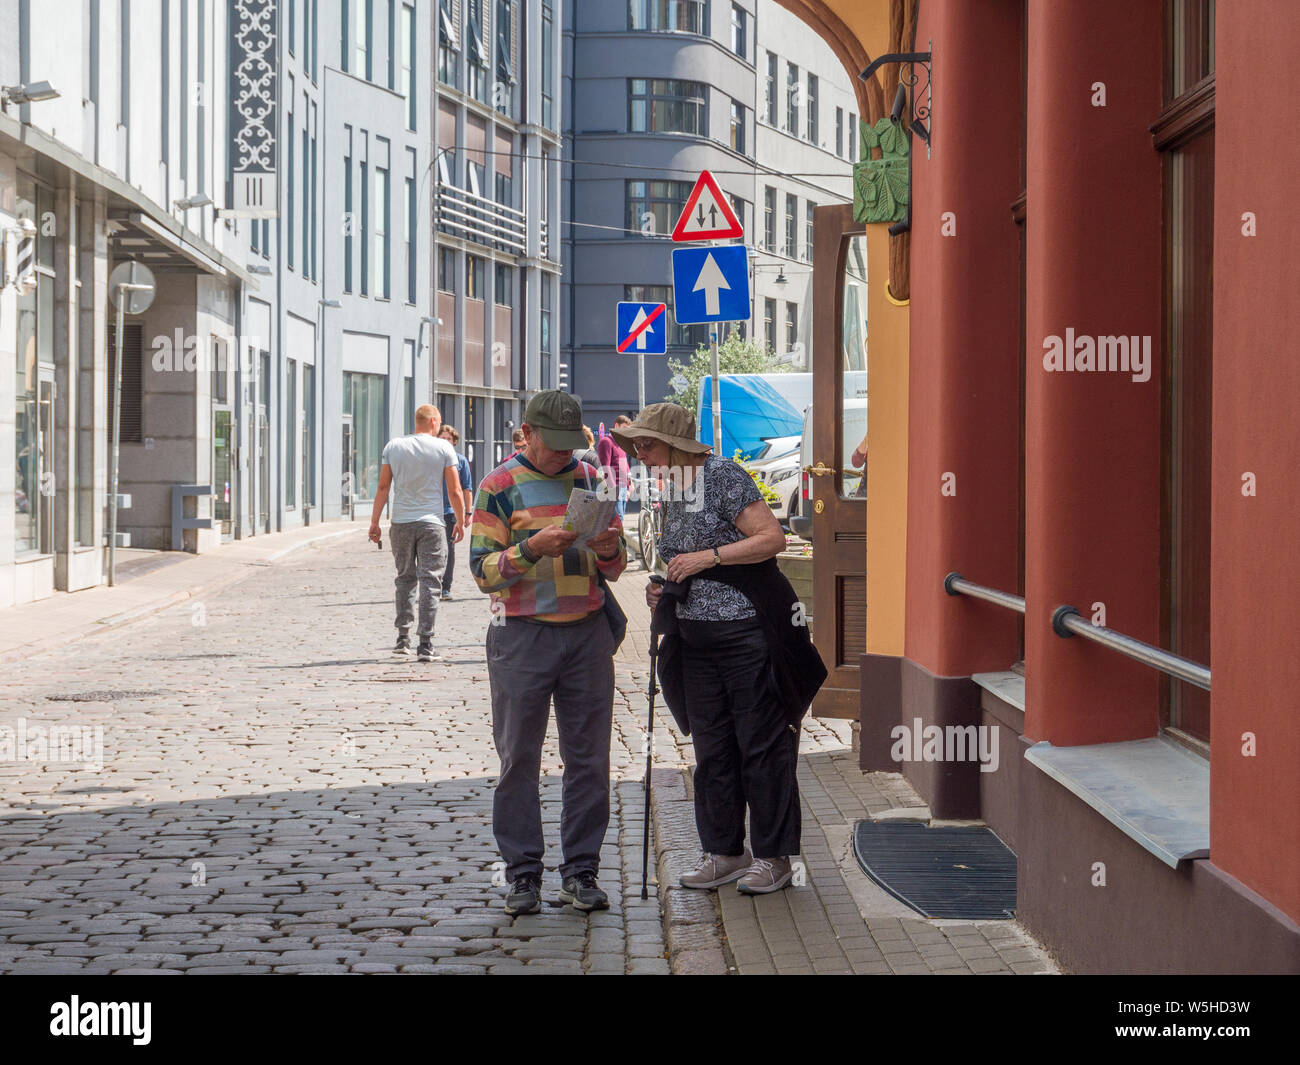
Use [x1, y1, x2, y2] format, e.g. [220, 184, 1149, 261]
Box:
[470, 455, 627, 623]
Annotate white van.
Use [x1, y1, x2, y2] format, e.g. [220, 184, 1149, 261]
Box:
[791, 392, 867, 541]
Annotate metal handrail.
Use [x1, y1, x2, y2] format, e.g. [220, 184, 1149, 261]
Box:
[1052, 606, 1210, 690]
[943, 572, 1025, 614]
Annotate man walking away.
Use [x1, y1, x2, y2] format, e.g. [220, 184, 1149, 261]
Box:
[471, 390, 627, 916]
[437, 424, 474, 601]
[597, 414, 633, 519]
[369, 404, 465, 661]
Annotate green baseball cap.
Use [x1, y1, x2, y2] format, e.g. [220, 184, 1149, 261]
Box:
[523, 390, 587, 451]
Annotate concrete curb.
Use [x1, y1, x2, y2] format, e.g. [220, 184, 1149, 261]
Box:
[650, 766, 734, 975]
[0, 526, 363, 663]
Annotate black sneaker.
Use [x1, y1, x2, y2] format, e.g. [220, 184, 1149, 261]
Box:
[504, 874, 542, 916]
[417, 639, 441, 662]
[559, 871, 609, 912]
[393, 634, 411, 655]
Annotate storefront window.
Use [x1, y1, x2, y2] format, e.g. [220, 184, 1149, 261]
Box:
[344, 371, 387, 501]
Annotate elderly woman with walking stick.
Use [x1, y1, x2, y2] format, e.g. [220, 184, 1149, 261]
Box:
[615, 404, 827, 895]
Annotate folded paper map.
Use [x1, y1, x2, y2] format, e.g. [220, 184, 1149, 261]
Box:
[562, 488, 618, 549]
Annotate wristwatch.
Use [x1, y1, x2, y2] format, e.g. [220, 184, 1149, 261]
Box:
[712, 547, 723, 567]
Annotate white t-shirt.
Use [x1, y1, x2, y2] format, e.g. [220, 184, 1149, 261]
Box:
[381, 434, 459, 524]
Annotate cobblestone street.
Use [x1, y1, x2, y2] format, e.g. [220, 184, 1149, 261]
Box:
[0, 529, 1057, 976]
[0, 533, 670, 975]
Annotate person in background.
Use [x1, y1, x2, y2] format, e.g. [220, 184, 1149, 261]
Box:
[511, 428, 526, 454]
[577, 425, 600, 469]
[597, 414, 633, 519]
[369, 405, 465, 661]
[438, 424, 474, 602]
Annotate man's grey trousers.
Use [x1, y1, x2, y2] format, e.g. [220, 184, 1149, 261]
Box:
[487, 612, 615, 881]
[389, 520, 448, 638]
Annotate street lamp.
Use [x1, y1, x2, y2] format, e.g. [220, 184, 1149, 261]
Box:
[1, 81, 59, 107]
[248, 264, 272, 276]
[175, 194, 213, 211]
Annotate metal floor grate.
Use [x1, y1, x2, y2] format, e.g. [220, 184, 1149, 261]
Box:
[852, 820, 1017, 920]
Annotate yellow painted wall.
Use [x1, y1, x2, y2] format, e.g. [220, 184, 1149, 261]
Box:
[864, 234, 909, 658]
[778, 0, 909, 659]
[827, 0, 909, 659]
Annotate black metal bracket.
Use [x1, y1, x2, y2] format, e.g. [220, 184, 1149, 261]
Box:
[860, 45, 933, 158]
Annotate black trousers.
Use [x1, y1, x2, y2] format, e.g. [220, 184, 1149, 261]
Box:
[442, 514, 457, 591]
[677, 618, 801, 859]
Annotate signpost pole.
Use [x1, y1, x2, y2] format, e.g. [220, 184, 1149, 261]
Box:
[711, 331, 722, 457]
[638, 352, 645, 413]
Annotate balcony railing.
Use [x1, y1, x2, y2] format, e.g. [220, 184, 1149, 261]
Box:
[436, 182, 526, 254]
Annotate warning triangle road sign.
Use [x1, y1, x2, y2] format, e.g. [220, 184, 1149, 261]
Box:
[671, 169, 744, 242]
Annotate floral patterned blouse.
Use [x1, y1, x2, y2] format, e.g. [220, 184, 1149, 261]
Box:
[657, 455, 764, 621]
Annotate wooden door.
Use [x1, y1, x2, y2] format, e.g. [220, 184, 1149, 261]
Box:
[808, 204, 868, 717]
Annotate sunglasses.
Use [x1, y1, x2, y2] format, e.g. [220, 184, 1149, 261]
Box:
[632, 438, 659, 453]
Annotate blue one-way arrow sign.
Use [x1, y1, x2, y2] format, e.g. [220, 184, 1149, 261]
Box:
[616, 301, 668, 354]
[671, 244, 750, 325]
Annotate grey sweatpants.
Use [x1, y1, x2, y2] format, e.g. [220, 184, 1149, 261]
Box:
[389, 520, 448, 637]
[487, 612, 615, 880]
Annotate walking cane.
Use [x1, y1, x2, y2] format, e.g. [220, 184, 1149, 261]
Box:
[642, 577, 664, 899]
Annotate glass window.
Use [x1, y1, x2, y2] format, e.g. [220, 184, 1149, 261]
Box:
[303, 363, 316, 506]
[836, 106, 844, 156]
[625, 179, 693, 238]
[343, 132, 353, 292]
[764, 297, 776, 352]
[360, 155, 369, 295]
[730, 4, 746, 59]
[401, 3, 415, 128]
[785, 192, 798, 258]
[542, 3, 554, 127]
[764, 186, 775, 251]
[405, 150, 417, 303]
[287, 90, 295, 270]
[355, 0, 371, 79]
[496, 0, 515, 116]
[628, 0, 707, 34]
[439, 246, 456, 292]
[839, 236, 868, 498]
[495, 262, 513, 304]
[765, 51, 777, 125]
[466, 255, 485, 299]
[806, 73, 819, 143]
[286, 360, 297, 507]
[730, 100, 746, 155]
[786, 63, 799, 133]
[785, 301, 798, 354]
[848, 112, 857, 161]
[629, 79, 706, 136]
[375, 157, 390, 298]
[805, 201, 815, 262]
[438, 0, 459, 87]
[344, 371, 387, 501]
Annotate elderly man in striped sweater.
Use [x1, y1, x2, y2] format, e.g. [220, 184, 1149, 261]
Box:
[470, 390, 627, 916]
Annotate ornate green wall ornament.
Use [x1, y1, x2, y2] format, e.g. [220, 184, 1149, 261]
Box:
[853, 117, 910, 225]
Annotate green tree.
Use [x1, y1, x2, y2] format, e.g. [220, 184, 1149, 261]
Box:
[664, 333, 786, 417]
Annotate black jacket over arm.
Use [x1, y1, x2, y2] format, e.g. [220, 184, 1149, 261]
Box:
[652, 558, 828, 737]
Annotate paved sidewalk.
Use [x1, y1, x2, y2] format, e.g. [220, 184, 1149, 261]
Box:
[614, 565, 1060, 976]
[0, 520, 368, 662]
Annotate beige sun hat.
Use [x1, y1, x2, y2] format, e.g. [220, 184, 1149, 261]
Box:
[612, 402, 711, 456]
